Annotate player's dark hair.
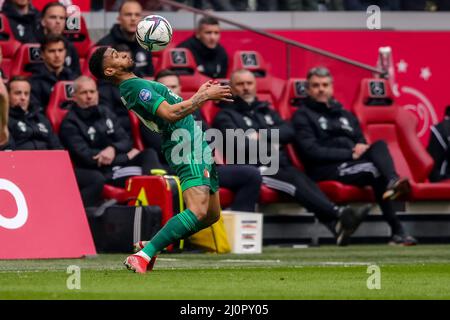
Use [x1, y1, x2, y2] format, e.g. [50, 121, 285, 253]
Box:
[118, 0, 142, 13]
[112, 43, 132, 53]
[6, 75, 30, 92]
[155, 69, 179, 82]
[89, 46, 109, 80]
[197, 16, 220, 29]
[42, 1, 66, 18]
[40, 33, 67, 52]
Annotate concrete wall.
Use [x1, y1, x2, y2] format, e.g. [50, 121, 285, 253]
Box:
[85, 11, 450, 42]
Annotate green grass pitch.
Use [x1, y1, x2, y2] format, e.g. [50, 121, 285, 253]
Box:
[1, 245, 450, 300]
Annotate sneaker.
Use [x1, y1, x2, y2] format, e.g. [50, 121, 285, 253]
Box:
[389, 234, 418, 246]
[335, 206, 354, 246]
[383, 178, 411, 200]
[335, 205, 371, 246]
[348, 204, 372, 233]
[123, 254, 149, 274]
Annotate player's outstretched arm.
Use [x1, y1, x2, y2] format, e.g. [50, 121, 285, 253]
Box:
[156, 82, 233, 123]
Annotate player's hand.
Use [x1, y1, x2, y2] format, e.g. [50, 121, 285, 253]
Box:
[352, 143, 369, 159]
[198, 80, 216, 92]
[205, 84, 233, 102]
[127, 148, 140, 160]
[93, 146, 116, 166]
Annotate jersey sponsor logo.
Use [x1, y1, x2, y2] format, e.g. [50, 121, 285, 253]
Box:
[139, 88, 152, 102]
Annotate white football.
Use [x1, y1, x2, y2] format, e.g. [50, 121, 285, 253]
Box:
[135, 15, 173, 52]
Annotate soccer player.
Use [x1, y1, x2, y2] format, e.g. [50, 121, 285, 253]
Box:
[88, 47, 233, 273]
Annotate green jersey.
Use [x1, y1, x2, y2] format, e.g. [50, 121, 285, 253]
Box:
[119, 77, 219, 193]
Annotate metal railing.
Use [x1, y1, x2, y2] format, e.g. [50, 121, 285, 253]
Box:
[159, 0, 386, 77]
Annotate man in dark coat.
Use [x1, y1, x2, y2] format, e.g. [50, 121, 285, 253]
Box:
[177, 16, 228, 79]
[29, 34, 77, 113]
[6, 76, 62, 150]
[292, 66, 417, 246]
[2, 0, 40, 43]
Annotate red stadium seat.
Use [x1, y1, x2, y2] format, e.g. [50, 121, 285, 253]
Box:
[219, 187, 234, 208]
[9, 43, 43, 77]
[46, 81, 75, 133]
[276, 78, 308, 120]
[157, 48, 211, 93]
[63, 14, 92, 63]
[229, 50, 285, 105]
[102, 184, 130, 203]
[128, 109, 145, 151]
[353, 78, 450, 200]
[0, 13, 21, 79]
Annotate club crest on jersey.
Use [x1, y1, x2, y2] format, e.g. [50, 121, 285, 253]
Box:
[203, 169, 210, 178]
[139, 88, 152, 102]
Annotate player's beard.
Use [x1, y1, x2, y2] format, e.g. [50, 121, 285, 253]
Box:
[124, 60, 136, 73]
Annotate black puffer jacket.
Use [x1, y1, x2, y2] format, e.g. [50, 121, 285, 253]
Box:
[2, 0, 40, 43]
[427, 114, 450, 182]
[29, 64, 77, 113]
[7, 105, 63, 150]
[59, 103, 133, 171]
[177, 36, 228, 79]
[97, 79, 130, 132]
[213, 96, 294, 168]
[292, 97, 366, 180]
[96, 24, 154, 77]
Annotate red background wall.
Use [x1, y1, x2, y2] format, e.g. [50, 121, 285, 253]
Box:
[173, 30, 450, 145]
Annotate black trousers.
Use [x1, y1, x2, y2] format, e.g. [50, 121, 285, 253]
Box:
[325, 140, 404, 235]
[262, 165, 338, 223]
[217, 164, 262, 212]
[74, 149, 164, 207]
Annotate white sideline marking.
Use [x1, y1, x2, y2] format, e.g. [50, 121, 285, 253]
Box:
[319, 262, 372, 266]
[221, 259, 281, 263]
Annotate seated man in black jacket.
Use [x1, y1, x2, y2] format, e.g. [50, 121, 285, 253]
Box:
[6, 76, 62, 150]
[427, 105, 450, 182]
[96, 0, 154, 77]
[2, 0, 40, 43]
[59, 75, 163, 207]
[36, 1, 81, 75]
[177, 16, 228, 79]
[30, 34, 77, 113]
[141, 69, 263, 212]
[292, 67, 417, 246]
[214, 69, 368, 245]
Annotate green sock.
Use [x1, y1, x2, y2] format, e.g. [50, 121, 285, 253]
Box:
[142, 209, 207, 258]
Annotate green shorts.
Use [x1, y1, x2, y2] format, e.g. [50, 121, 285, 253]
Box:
[163, 142, 219, 194]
